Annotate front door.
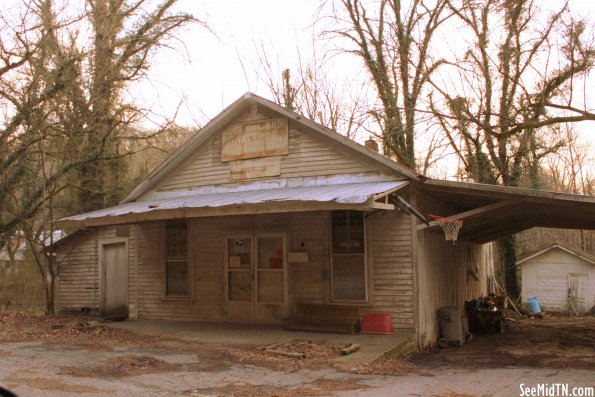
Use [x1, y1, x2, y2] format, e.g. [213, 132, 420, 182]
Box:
[225, 234, 287, 324]
[103, 242, 128, 319]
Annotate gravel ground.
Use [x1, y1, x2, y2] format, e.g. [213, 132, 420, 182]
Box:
[1, 312, 594, 396]
[1, 341, 592, 397]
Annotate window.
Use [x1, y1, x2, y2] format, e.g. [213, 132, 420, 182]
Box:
[165, 221, 189, 297]
[331, 210, 366, 301]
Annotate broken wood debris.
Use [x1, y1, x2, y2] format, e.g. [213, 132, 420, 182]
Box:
[263, 342, 306, 359]
[75, 321, 101, 331]
[265, 349, 305, 359]
[340, 343, 360, 356]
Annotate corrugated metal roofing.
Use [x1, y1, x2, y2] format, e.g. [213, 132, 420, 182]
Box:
[59, 181, 407, 223]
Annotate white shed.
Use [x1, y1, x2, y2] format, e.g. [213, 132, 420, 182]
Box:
[519, 242, 595, 314]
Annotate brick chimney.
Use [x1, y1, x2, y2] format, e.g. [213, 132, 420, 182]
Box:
[364, 136, 379, 152]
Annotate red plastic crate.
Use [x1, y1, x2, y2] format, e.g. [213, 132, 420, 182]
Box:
[360, 312, 394, 334]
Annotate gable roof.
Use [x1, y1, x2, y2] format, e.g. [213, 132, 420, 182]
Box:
[122, 92, 420, 204]
[516, 241, 595, 266]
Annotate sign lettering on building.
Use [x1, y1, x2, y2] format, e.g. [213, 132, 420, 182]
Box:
[229, 156, 281, 180]
[221, 118, 288, 161]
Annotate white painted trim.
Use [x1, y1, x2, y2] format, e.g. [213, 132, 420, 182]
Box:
[517, 244, 595, 266]
[255, 232, 289, 322]
[330, 210, 369, 304]
[161, 221, 192, 300]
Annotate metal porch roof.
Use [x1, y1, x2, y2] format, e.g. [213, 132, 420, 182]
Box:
[56, 181, 408, 228]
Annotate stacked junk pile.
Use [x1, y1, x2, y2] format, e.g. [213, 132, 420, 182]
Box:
[437, 293, 507, 348]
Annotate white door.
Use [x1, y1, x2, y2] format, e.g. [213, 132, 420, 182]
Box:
[254, 234, 287, 325]
[225, 236, 254, 323]
[225, 234, 287, 324]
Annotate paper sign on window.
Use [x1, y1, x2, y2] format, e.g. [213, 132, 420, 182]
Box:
[229, 256, 241, 268]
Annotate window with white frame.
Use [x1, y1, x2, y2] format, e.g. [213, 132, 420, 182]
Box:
[165, 221, 189, 297]
[331, 210, 366, 301]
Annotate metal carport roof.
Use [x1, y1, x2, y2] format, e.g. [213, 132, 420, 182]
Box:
[417, 179, 595, 243]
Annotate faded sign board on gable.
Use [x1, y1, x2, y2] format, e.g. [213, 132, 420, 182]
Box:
[230, 156, 281, 180]
[221, 118, 288, 161]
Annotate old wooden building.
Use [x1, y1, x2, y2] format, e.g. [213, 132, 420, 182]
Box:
[53, 93, 595, 349]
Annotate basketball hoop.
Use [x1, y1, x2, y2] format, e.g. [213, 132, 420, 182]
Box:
[428, 214, 463, 244]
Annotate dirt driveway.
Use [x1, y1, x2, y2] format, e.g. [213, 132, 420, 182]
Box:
[0, 312, 593, 396]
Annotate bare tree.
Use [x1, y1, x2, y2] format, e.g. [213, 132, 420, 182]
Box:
[61, 0, 199, 212]
[326, 0, 450, 168]
[430, 0, 595, 187]
[428, 0, 595, 297]
[0, 0, 201, 311]
[256, 44, 367, 140]
[1, 0, 198, 237]
[542, 126, 594, 196]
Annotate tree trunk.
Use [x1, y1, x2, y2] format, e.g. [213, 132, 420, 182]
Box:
[499, 235, 519, 299]
[45, 277, 55, 315]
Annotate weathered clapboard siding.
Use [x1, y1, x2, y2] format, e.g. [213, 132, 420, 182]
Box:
[521, 248, 595, 312]
[134, 221, 192, 320]
[192, 217, 226, 321]
[367, 209, 416, 331]
[126, 209, 418, 325]
[57, 229, 99, 312]
[287, 211, 328, 306]
[414, 193, 494, 348]
[56, 226, 135, 314]
[128, 225, 138, 317]
[56, 208, 420, 327]
[129, 212, 335, 322]
[153, 113, 385, 194]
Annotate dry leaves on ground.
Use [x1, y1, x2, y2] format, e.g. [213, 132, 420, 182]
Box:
[184, 377, 368, 397]
[334, 356, 418, 376]
[225, 340, 344, 372]
[0, 312, 166, 349]
[59, 355, 182, 378]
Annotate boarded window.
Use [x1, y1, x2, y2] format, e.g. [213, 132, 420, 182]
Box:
[331, 211, 366, 301]
[165, 221, 189, 297]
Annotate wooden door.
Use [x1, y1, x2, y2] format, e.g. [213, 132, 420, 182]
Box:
[225, 234, 287, 324]
[255, 235, 287, 324]
[226, 236, 254, 323]
[568, 273, 588, 313]
[103, 242, 128, 319]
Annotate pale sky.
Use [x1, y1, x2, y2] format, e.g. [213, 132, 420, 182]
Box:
[139, 0, 595, 137]
[1, 0, 592, 150]
[139, 0, 332, 128]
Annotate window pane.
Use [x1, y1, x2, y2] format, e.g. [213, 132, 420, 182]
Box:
[332, 254, 366, 301]
[166, 261, 188, 296]
[227, 238, 251, 269]
[165, 221, 188, 258]
[178, 232, 188, 257]
[166, 238, 178, 258]
[332, 211, 364, 254]
[228, 271, 252, 301]
[348, 211, 364, 253]
[257, 237, 283, 269]
[257, 271, 284, 303]
[332, 231, 350, 254]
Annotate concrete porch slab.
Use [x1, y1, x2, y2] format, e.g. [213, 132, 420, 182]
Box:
[107, 319, 415, 364]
